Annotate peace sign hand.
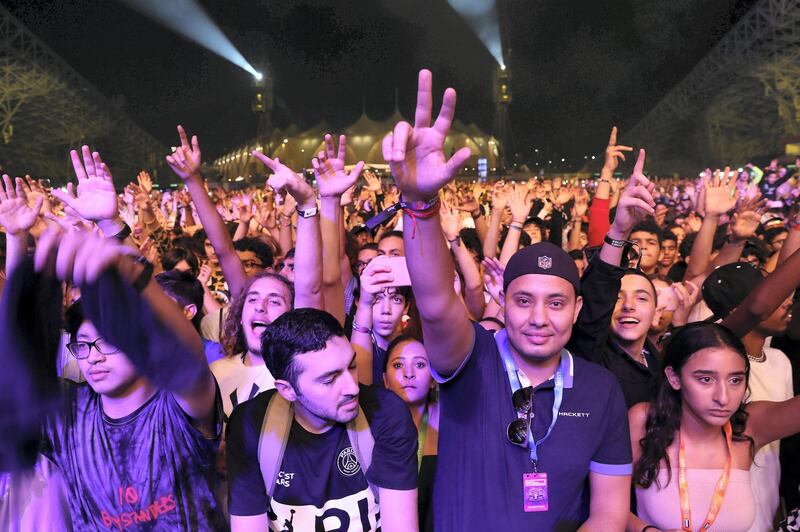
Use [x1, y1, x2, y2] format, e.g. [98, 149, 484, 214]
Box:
[382, 70, 472, 202]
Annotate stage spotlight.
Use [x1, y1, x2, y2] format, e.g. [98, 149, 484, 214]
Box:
[254, 71, 263, 81]
[120, 0, 260, 78]
[447, 0, 505, 68]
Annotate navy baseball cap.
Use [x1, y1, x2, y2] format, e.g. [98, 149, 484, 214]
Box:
[702, 262, 764, 320]
[503, 242, 581, 295]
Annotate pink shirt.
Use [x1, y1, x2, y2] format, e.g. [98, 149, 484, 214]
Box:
[636, 468, 755, 531]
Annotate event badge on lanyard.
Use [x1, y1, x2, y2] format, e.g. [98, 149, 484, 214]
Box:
[496, 330, 564, 513]
[678, 421, 733, 531]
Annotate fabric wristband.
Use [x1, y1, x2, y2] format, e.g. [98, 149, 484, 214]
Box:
[603, 234, 628, 248]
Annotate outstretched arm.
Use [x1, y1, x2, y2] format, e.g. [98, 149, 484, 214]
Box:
[722, 246, 800, 337]
[0, 175, 43, 277]
[311, 134, 365, 324]
[383, 70, 474, 376]
[166, 126, 248, 296]
[251, 151, 324, 311]
[441, 201, 485, 320]
[34, 228, 216, 435]
[683, 168, 738, 284]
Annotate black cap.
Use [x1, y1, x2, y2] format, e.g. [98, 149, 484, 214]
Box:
[350, 224, 369, 235]
[702, 262, 764, 320]
[503, 242, 581, 295]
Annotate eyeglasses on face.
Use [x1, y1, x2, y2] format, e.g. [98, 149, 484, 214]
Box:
[66, 338, 121, 360]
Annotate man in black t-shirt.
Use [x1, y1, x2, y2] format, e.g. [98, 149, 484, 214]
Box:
[226, 308, 418, 531]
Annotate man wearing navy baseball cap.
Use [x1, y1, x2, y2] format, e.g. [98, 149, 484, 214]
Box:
[381, 68, 659, 532]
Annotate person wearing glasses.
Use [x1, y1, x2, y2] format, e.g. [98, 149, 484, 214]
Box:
[381, 70, 658, 530]
[3, 226, 225, 530]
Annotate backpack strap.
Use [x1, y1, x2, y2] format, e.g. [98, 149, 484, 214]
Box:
[258, 392, 294, 499]
[347, 406, 378, 503]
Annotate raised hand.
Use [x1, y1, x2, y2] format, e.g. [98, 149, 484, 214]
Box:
[382, 70, 472, 202]
[440, 200, 461, 240]
[312, 134, 365, 198]
[507, 184, 533, 223]
[197, 263, 212, 286]
[654, 204, 668, 227]
[21, 175, 51, 215]
[491, 182, 510, 212]
[126, 183, 151, 210]
[363, 169, 382, 193]
[236, 202, 254, 224]
[0, 175, 43, 235]
[358, 259, 397, 304]
[602, 127, 634, 175]
[730, 193, 767, 240]
[703, 167, 738, 216]
[553, 186, 573, 207]
[34, 226, 136, 286]
[482, 257, 505, 307]
[573, 188, 589, 218]
[137, 171, 153, 193]
[340, 185, 356, 207]
[165, 125, 202, 181]
[610, 149, 656, 235]
[52, 146, 118, 222]
[670, 281, 701, 327]
[251, 151, 316, 209]
[455, 192, 480, 215]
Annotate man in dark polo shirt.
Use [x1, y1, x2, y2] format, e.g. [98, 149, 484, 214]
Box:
[380, 69, 655, 530]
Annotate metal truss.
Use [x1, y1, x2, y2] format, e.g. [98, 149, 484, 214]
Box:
[0, 5, 166, 183]
[624, 0, 800, 172]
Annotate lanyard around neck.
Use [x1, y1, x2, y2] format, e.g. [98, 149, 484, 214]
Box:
[678, 422, 733, 531]
[496, 330, 565, 469]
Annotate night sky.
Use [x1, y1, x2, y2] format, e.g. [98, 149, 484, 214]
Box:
[4, 0, 757, 170]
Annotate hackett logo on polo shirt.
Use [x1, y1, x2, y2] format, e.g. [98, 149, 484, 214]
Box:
[559, 411, 590, 418]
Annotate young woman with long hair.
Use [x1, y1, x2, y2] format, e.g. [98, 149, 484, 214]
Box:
[382, 334, 439, 532]
[628, 322, 800, 532]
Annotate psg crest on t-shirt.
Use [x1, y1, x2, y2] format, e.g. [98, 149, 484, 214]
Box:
[337, 447, 361, 477]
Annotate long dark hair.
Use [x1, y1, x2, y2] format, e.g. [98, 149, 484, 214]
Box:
[634, 322, 752, 488]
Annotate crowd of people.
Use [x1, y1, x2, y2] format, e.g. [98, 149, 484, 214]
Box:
[1, 68, 800, 532]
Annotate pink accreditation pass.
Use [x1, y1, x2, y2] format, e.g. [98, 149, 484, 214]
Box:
[523, 473, 549, 512]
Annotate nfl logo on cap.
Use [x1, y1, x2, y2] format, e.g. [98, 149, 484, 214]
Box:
[538, 256, 552, 270]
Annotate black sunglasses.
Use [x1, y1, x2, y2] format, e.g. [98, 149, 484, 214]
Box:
[507, 386, 534, 446]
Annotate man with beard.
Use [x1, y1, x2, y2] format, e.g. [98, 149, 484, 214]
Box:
[379, 69, 658, 531]
[226, 309, 418, 531]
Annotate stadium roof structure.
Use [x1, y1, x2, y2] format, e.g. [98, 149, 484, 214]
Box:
[212, 111, 501, 182]
[623, 0, 800, 173]
[0, 4, 167, 184]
